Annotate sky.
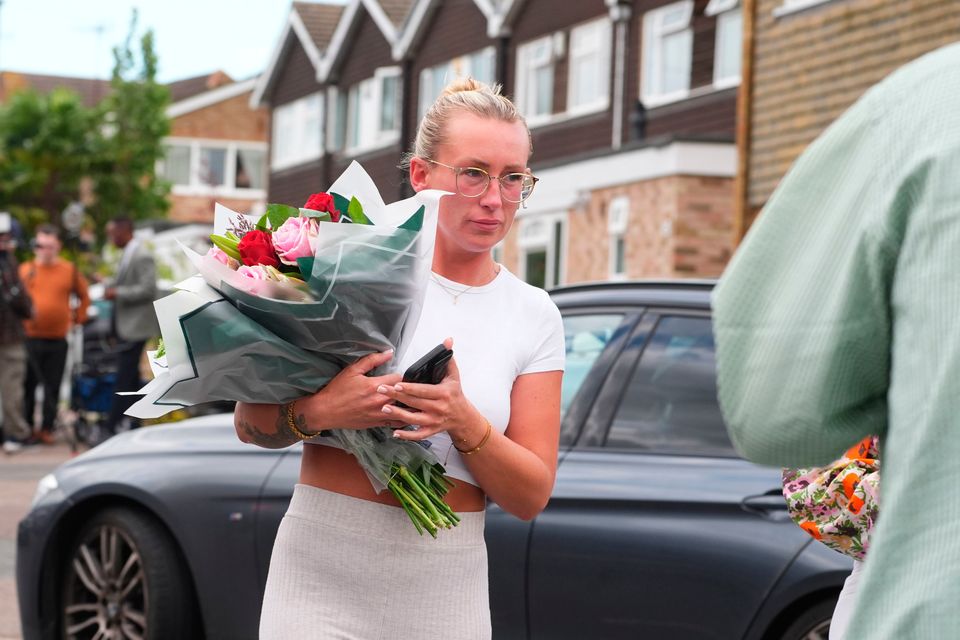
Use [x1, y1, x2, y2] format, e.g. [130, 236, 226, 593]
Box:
[0, 0, 346, 83]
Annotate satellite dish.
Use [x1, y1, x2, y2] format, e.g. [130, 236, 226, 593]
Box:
[62, 202, 85, 233]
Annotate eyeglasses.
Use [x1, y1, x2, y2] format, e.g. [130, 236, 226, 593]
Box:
[426, 159, 539, 204]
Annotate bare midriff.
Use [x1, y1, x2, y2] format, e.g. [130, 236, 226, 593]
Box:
[300, 442, 487, 512]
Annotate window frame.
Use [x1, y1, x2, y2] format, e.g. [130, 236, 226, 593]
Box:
[518, 212, 566, 289]
[161, 137, 268, 198]
[640, 0, 695, 108]
[418, 47, 496, 120]
[270, 92, 323, 171]
[773, 0, 835, 18]
[607, 195, 630, 280]
[706, 0, 742, 89]
[566, 16, 613, 117]
[334, 66, 402, 157]
[515, 34, 556, 125]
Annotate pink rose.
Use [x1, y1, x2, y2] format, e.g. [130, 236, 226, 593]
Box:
[206, 246, 230, 265]
[272, 216, 319, 266]
[236, 265, 270, 280]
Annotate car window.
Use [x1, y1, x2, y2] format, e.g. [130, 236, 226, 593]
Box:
[561, 313, 625, 417]
[605, 315, 734, 456]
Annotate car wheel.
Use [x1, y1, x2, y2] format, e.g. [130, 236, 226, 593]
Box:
[60, 507, 200, 639]
[779, 598, 835, 640]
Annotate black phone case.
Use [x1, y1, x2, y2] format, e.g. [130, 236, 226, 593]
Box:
[402, 344, 453, 385]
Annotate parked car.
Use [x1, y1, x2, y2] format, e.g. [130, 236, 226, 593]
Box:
[17, 280, 851, 640]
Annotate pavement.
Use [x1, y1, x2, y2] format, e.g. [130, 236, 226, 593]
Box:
[0, 438, 80, 640]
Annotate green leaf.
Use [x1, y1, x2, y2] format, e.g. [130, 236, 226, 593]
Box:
[301, 209, 332, 222]
[255, 212, 269, 232]
[347, 196, 372, 225]
[210, 234, 241, 260]
[399, 205, 425, 232]
[265, 203, 300, 230]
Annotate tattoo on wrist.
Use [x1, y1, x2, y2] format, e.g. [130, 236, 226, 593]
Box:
[236, 412, 299, 449]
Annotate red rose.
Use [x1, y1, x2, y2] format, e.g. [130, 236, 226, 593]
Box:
[237, 230, 280, 267]
[304, 192, 340, 222]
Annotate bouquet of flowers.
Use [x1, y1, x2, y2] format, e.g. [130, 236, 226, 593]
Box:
[127, 162, 458, 536]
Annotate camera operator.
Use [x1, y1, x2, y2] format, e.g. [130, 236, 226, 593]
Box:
[0, 212, 34, 453]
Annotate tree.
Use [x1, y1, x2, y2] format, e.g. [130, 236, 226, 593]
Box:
[89, 9, 171, 232]
[0, 88, 97, 230]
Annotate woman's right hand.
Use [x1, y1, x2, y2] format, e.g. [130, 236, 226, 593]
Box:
[301, 349, 404, 431]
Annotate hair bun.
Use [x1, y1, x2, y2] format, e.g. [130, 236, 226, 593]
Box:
[441, 77, 499, 97]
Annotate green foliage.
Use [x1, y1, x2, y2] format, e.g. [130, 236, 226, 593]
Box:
[0, 8, 171, 251]
[89, 9, 172, 232]
[0, 89, 97, 229]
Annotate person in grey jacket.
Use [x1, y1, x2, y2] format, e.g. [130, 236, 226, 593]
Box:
[102, 217, 159, 436]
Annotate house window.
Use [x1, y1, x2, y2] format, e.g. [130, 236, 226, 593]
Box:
[199, 147, 227, 186]
[270, 92, 323, 170]
[567, 17, 612, 114]
[706, 0, 742, 88]
[160, 139, 268, 195]
[332, 67, 401, 154]
[516, 35, 555, 122]
[163, 144, 191, 186]
[418, 47, 496, 119]
[519, 214, 565, 289]
[641, 0, 694, 106]
[608, 196, 630, 279]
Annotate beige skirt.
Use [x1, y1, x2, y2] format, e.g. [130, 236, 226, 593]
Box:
[259, 484, 490, 640]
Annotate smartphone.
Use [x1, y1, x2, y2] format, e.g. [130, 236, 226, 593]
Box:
[394, 344, 452, 411]
[402, 344, 453, 385]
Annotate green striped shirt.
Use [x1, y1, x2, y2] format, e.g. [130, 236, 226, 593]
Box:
[713, 42, 960, 638]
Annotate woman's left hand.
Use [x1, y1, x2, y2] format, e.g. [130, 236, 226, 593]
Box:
[378, 344, 480, 442]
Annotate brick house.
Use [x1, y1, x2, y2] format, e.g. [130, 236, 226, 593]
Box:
[503, 0, 742, 286]
[738, 0, 960, 235]
[323, 0, 417, 202]
[255, 0, 741, 286]
[160, 72, 269, 223]
[252, 2, 345, 206]
[251, 0, 416, 206]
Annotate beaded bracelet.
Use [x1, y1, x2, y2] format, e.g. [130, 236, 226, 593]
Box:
[454, 420, 493, 455]
[284, 401, 322, 440]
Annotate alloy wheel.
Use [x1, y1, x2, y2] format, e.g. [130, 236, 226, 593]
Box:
[63, 523, 148, 640]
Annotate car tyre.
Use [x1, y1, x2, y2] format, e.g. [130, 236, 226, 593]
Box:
[779, 598, 835, 640]
[60, 507, 200, 639]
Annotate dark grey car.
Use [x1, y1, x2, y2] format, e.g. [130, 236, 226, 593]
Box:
[17, 280, 852, 640]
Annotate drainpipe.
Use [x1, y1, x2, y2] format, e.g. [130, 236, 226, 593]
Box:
[497, 35, 510, 97]
[733, 0, 757, 244]
[399, 57, 414, 199]
[609, 4, 631, 150]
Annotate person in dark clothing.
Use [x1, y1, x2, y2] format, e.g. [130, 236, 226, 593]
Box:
[0, 212, 34, 453]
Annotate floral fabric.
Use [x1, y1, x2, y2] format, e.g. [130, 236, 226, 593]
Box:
[782, 436, 880, 561]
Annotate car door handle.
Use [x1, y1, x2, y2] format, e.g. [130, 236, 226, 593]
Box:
[741, 490, 789, 518]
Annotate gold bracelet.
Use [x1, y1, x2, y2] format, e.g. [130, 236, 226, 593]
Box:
[285, 401, 321, 440]
[454, 420, 493, 455]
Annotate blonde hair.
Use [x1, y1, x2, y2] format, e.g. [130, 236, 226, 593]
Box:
[401, 77, 532, 171]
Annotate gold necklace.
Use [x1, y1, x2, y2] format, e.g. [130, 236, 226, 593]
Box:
[431, 265, 500, 305]
[430, 275, 476, 304]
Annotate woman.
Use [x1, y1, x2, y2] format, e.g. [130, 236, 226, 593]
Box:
[235, 78, 565, 639]
[782, 435, 880, 640]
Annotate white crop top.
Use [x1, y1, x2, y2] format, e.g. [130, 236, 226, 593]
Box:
[310, 265, 566, 486]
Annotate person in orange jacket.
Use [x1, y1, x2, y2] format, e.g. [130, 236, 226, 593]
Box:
[19, 224, 89, 444]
